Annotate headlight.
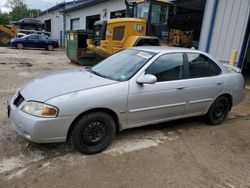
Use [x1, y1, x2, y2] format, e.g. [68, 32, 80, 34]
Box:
[22, 101, 58, 118]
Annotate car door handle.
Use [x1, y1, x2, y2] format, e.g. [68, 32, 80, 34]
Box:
[177, 86, 185, 90]
[217, 82, 222, 85]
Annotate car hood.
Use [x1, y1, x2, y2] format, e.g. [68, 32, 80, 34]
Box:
[20, 68, 118, 102]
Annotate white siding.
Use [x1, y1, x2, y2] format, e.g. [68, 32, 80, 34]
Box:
[65, 0, 126, 30]
[39, 9, 64, 45]
[198, 0, 217, 51]
[200, 0, 250, 63]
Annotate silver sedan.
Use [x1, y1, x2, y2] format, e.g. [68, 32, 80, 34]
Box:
[9, 47, 245, 154]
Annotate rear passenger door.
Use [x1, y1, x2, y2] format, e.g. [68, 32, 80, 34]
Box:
[184, 53, 225, 116]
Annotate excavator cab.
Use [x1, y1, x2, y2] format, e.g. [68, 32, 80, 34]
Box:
[125, 0, 174, 39]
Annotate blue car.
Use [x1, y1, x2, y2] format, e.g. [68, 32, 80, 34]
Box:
[10, 34, 59, 51]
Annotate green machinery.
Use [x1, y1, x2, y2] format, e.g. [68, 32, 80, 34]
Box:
[66, 30, 104, 66]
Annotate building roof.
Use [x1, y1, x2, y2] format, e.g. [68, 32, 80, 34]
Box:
[63, 0, 109, 13]
[39, 0, 88, 16]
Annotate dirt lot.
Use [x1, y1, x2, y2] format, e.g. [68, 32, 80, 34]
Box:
[0, 47, 250, 188]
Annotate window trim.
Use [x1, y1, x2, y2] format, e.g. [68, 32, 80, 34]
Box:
[184, 52, 222, 79]
[70, 18, 80, 30]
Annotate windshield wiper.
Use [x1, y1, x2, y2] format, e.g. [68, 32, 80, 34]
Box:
[89, 68, 118, 81]
[89, 69, 102, 77]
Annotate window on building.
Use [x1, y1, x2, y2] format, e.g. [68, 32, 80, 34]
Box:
[70, 18, 80, 30]
[86, 15, 100, 30]
[145, 53, 184, 82]
[44, 19, 51, 32]
[187, 53, 221, 78]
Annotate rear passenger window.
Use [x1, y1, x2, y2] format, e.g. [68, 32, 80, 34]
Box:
[145, 53, 183, 82]
[187, 53, 221, 78]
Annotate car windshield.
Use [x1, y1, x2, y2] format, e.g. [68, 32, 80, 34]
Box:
[90, 49, 156, 81]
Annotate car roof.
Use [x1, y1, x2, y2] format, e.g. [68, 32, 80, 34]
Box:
[130, 46, 225, 70]
[26, 34, 40, 36]
[26, 34, 46, 37]
[131, 46, 205, 54]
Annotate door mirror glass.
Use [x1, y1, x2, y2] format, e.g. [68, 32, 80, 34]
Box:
[137, 74, 157, 84]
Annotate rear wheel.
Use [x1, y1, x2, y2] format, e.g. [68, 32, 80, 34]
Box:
[16, 43, 24, 49]
[47, 44, 54, 51]
[207, 96, 230, 125]
[0, 33, 12, 46]
[70, 112, 116, 154]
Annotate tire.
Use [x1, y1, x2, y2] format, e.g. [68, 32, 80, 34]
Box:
[16, 43, 24, 49]
[0, 33, 12, 46]
[47, 45, 54, 51]
[207, 96, 230, 125]
[70, 112, 116, 154]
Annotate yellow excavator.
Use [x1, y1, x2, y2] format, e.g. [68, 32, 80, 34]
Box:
[87, 0, 194, 58]
[0, 24, 17, 46]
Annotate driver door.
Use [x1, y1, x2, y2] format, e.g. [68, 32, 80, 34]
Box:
[127, 53, 187, 126]
[26, 35, 39, 48]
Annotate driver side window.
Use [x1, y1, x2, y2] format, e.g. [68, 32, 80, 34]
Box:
[145, 53, 184, 82]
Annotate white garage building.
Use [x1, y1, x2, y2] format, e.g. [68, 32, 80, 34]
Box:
[39, 0, 250, 73]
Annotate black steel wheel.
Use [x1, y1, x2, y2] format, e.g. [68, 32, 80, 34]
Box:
[207, 96, 230, 125]
[70, 112, 116, 154]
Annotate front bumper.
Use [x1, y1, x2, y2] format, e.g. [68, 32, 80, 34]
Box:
[10, 101, 75, 143]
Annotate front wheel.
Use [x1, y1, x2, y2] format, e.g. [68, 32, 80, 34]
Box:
[207, 96, 230, 125]
[47, 44, 54, 51]
[70, 112, 116, 154]
[16, 43, 24, 49]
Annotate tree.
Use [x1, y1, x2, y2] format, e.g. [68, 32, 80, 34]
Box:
[0, 0, 41, 23]
[10, 7, 28, 21]
[0, 12, 11, 24]
[27, 9, 41, 18]
[5, 0, 41, 21]
[5, 0, 27, 9]
[5, 0, 27, 21]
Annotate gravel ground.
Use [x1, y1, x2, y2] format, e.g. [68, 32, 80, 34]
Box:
[0, 47, 250, 188]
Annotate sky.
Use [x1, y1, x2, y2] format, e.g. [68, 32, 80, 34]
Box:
[0, 0, 71, 13]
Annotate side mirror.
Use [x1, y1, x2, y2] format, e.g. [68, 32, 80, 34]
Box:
[137, 74, 157, 85]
